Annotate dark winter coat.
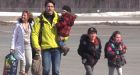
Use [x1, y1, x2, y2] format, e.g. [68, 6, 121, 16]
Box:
[104, 40, 127, 67]
[78, 34, 102, 66]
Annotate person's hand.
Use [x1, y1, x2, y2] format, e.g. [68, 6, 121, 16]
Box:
[58, 36, 65, 41]
[82, 58, 87, 64]
[34, 54, 41, 60]
[35, 48, 41, 52]
[34, 48, 41, 60]
[10, 49, 15, 54]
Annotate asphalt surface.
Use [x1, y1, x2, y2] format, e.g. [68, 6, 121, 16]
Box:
[0, 17, 140, 75]
[1, 16, 140, 22]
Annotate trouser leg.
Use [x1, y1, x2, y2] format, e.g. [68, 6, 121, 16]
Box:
[84, 65, 93, 75]
[25, 45, 32, 73]
[116, 67, 122, 75]
[52, 48, 61, 75]
[42, 50, 51, 75]
[109, 66, 115, 75]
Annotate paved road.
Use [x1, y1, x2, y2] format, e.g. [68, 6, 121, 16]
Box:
[1, 16, 140, 22]
[0, 22, 140, 75]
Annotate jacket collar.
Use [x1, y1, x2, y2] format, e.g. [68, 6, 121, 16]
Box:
[41, 11, 58, 26]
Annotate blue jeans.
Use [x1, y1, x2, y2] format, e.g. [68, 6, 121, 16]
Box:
[42, 48, 61, 75]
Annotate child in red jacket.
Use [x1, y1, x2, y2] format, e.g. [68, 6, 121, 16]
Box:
[56, 5, 77, 56]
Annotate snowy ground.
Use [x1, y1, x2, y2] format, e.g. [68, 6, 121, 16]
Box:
[0, 11, 140, 24]
[1, 11, 140, 17]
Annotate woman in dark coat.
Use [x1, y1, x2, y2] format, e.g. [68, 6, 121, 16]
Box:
[78, 27, 102, 75]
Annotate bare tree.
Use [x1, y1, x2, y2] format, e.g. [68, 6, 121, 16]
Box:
[0, 0, 140, 12]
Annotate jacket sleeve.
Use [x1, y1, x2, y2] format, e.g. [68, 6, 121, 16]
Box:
[77, 35, 84, 56]
[31, 17, 41, 49]
[120, 43, 127, 54]
[106, 43, 116, 58]
[10, 24, 19, 49]
[77, 34, 89, 59]
[123, 44, 127, 54]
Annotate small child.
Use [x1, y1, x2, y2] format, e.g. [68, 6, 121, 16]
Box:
[56, 5, 77, 56]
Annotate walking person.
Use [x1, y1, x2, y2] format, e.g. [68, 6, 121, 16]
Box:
[104, 31, 127, 75]
[10, 10, 34, 75]
[31, 0, 61, 75]
[77, 27, 102, 75]
[56, 5, 76, 56]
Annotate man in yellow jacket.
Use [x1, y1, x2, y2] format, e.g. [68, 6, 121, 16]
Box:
[31, 1, 61, 75]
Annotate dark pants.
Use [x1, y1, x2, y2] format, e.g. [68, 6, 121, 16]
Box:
[84, 64, 94, 75]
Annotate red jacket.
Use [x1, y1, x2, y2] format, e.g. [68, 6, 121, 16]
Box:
[56, 13, 76, 37]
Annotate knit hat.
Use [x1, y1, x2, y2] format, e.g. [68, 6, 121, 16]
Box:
[88, 27, 97, 34]
[62, 5, 71, 13]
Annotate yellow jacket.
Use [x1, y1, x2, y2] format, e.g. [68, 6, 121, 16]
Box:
[31, 11, 59, 50]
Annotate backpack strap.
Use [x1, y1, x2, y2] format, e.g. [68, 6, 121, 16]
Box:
[31, 16, 44, 58]
[38, 15, 44, 45]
